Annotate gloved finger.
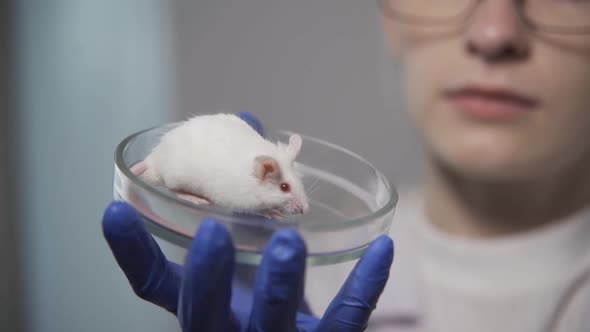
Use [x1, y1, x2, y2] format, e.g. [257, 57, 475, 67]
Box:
[178, 219, 238, 332]
[315, 235, 394, 332]
[236, 111, 265, 137]
[102, 201, 182, 314]
[247, 229, 307, 332]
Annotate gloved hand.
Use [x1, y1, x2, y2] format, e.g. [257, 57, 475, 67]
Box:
[102, 202, 393, 331]
[102, 112, 394, 331]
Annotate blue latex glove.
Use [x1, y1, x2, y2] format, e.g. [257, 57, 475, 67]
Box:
[235, 111, 264, 137]
[102, 112, 394, 331]
[102, 202, 393, 331]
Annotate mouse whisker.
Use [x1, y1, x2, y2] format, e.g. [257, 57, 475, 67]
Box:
[305, 178, 320, 195]
[305, 177, 319, 191]
[306, 185, 320, 196]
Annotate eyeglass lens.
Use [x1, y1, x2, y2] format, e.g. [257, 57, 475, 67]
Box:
[384, 0, 590, 32]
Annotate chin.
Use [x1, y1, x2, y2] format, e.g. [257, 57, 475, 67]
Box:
[424, 129, 553, 183]
[435, 153, 532, 183]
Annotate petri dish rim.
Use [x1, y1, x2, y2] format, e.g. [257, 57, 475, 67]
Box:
[114, 122, 398, 232]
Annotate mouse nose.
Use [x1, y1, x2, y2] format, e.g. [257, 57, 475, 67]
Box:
[291, 199, 309, 214]
[298, 201, 309, 214]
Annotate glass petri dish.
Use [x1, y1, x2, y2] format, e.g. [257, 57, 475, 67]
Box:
[113, 122, 397, 266]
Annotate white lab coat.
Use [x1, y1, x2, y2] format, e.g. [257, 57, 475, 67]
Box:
[304, 187, 590, 332]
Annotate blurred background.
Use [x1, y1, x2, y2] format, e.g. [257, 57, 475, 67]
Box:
[1, 0, 422, 331]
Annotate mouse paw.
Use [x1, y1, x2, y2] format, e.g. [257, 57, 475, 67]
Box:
[172, 190, 211, 206]
[261, 209, 284, 220]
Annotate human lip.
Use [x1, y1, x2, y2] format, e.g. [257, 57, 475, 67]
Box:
[443, 84, 540, 120]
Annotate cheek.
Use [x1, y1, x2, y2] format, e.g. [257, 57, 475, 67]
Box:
[529, 52, 590, 174]
[401, 42, 461, 149]
[537, 46, 590, 142]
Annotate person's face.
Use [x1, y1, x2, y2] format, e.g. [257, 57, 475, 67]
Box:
[382, 0, 590, 181]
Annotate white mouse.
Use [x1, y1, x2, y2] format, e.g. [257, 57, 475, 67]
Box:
[136, 113, 310, 220]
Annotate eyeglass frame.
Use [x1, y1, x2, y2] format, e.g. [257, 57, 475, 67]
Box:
[378, 0, 590, 35]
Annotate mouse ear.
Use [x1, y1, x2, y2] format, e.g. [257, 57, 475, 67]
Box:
[254, 155, 281, 182]
[286, 134, 302, 159]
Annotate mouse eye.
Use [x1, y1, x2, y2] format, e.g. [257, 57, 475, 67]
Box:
[280, 182, 291, 193]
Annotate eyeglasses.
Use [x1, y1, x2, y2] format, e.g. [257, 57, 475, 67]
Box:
[379, 0, 590, 35]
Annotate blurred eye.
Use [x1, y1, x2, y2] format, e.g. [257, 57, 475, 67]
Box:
[280, 182, 291, 193]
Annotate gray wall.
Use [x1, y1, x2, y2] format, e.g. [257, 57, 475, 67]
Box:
[173, 0, 423, 186]
[8, 1, 422, 331]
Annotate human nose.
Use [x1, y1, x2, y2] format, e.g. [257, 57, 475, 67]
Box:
[465, 0, 530, 62]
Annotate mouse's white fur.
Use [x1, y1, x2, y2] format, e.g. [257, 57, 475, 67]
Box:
[142, 113, 309, 217]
